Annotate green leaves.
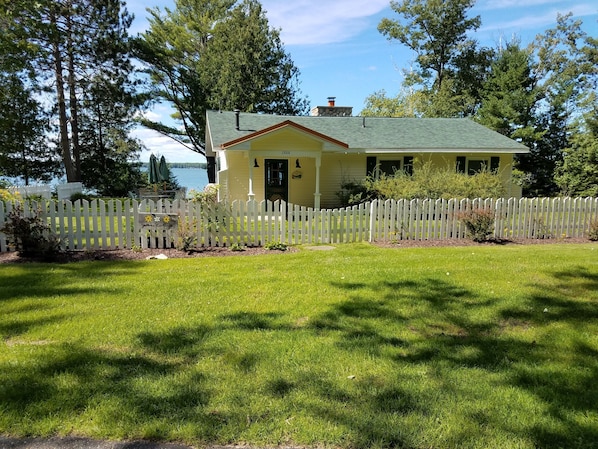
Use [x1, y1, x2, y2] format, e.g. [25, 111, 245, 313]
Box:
[137, 0, 308, 158]
[378, 0, 481, 89]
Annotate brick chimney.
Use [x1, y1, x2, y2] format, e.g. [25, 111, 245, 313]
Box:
[310, 97, 352, 117]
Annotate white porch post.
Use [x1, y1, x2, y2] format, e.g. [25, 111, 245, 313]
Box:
[314, 155, 321, 209]
[248, 154, 255, 201]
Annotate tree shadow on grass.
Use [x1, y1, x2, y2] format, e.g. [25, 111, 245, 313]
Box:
[0, 340, 224, 441]
[0, 261, 141, 302]
[219, 311, 286, 330]
[0, 262, 144, 343]
[500, 265, 598, 448]
[302, 274, 598, 448]
[3, 265, 597, 448]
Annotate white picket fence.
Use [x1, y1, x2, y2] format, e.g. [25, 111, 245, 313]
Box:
[0, 197, 597, 252]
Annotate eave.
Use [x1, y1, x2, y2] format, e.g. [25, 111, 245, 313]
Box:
[219, 120, 349, 150]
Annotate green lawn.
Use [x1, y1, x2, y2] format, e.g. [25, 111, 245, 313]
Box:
[1, 243, 597, 449]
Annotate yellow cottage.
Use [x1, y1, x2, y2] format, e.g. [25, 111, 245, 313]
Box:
[205, 101, 529, 209]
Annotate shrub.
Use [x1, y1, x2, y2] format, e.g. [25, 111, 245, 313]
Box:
[0, 187, 20, 202]
[230, 242, 245, 252]
[70, 192, 94, 202]
[337, 180, 376, 206]
[264, 241, 287, 251]
[176, 217, 197, 252]
[588, 220, 598, 241]
[457, 208, 496, 243]
[189, 184, 219, 206]
[1, 204, 62, 258]
[338, 161, 506, 205]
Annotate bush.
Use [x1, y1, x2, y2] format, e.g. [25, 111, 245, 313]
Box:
[189, 184, 219, 206]
[588, 220, 598, 241]
[264, 241, 287, 251]
[0, 187, 20, 202]
[457, 208, 496, 243]
[70, 192, 94, 202]
[338, 162, 506, 206]
[1, 204, 62, 258]
[176, 217, 197, 252]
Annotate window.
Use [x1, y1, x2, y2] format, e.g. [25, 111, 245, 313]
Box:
[403, 156, 414, 176]
[366, 156, 414, 178]
[456, 156, 500, 175]
[366, 156, 377, 177]
[467, 159, 488, 175]
[379, 160, 401, 176]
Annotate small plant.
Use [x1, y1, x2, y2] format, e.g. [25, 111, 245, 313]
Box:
[131, 244, 143, 253]
[264, 241, 287, 251]
[1, 204, 62, 258]
[457, 207, 495, 242]
[588, 220, 598, 241]
[70, 192, 93, 202]
[176, 216, 197, 252]
[23, 193, 46, 203]
[229, 242, 245, 252]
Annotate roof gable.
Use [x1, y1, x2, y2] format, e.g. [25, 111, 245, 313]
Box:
[221, 120, 348, 150]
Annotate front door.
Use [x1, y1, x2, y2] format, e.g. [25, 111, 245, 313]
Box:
[265, 159, 288, 202]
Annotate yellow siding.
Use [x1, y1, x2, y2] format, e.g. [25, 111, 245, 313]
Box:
[250, 128, 324, 152]
[289, 158, 316, 207]
[218, 150, 520, 207]
[225, 152, 251, 202]
[320, 154, 365, 208]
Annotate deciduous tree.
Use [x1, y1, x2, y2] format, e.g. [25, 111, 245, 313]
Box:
[378, 0, 481, 91]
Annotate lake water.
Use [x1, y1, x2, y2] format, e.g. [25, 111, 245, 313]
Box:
[169, 167, 209, 193]
[3, 167, 209, 195]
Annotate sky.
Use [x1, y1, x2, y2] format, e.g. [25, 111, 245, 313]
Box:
[127, 0, 598, 163]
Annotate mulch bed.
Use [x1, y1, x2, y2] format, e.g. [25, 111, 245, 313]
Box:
[0, 245, 297, 264]
[0, 237, 593, 264]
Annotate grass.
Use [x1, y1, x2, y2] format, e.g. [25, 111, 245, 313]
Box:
[1, 243, 597, 448]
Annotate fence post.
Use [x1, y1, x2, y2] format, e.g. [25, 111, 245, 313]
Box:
[368, 200, 376, 242]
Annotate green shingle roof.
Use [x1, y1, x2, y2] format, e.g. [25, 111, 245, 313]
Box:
[206, 110, 529, 153]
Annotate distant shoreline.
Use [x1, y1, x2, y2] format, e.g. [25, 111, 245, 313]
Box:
[141, 162, 207, 169]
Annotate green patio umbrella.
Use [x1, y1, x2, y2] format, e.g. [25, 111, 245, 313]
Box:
[148, 154, 161, 184]
[158, 155, 170, 184]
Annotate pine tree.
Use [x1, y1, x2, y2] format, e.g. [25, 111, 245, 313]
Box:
[0, 0, 144, 191]
[0, 72, 61, 183]
[136, 0, 308, 182]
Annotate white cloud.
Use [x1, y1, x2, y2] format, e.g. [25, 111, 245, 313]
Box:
[261, 0, 389, 45]
[480, 0, 563, 9]
[128, 0, 391, 45]
[481, 3, 598, 32]
[133, 103, 206, 163]
[131, 127, 205, 163]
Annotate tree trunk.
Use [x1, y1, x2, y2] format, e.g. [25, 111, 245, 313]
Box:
[50, 11, 76, 182]
[66, 8, 82, 181]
